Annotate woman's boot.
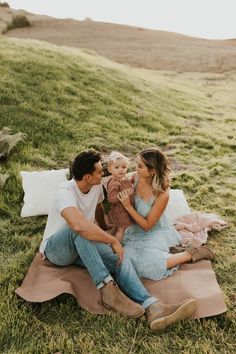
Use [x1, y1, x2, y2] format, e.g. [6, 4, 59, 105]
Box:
[186, 244, 215, 262]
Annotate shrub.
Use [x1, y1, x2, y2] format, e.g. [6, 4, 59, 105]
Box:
[11, 14, 31, 28]
[0, 2, 10, 7]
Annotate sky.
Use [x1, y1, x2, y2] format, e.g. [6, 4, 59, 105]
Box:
[7, 0, 236, 40]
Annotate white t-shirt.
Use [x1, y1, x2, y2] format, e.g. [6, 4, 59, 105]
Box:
[39, 178, 104, 254]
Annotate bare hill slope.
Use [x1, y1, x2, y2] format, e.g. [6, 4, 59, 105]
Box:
[2, 8, 236, 72]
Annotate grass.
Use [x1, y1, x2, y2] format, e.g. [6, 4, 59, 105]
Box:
[0, 37, 235, 354]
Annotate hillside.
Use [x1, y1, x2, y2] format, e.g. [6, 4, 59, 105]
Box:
[1, 7, 236, 73]
[0, 37, 235, 353]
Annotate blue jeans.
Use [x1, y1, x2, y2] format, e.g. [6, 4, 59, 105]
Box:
[44, 226, 157, 308]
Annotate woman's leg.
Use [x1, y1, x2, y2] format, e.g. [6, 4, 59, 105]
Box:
[167, 243, 215, 268]
[167, 252, 192, 268]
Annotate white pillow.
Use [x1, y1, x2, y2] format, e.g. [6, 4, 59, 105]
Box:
[166, 189, 191, 224]
[20, 169, 69, 217]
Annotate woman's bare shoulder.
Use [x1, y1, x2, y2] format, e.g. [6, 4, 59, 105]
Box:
[154, 189, 170, 203]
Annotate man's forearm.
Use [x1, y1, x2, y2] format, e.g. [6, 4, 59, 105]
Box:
[62, 206, 117, 245]
[77, 219, 117, 245]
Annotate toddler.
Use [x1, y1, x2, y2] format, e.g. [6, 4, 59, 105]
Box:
[107, 151, 134, 242]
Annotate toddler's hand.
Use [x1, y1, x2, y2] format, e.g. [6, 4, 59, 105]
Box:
[126, 187, 134, 196]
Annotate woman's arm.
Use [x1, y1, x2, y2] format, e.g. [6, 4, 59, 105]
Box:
[118, 189, 169, 231]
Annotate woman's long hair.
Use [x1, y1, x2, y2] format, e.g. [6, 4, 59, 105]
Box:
[139, 148, 171, 194]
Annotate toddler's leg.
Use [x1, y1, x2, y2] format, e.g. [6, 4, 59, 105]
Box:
[114, 227, 125, 243]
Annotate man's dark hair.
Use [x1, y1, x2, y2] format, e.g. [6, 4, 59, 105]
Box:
[72, 150, 102, 180]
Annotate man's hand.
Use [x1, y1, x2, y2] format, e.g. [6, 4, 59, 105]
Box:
[110, 239, 124, 265]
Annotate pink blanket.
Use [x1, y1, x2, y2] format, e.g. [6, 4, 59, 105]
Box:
[174, 212, 228, 246]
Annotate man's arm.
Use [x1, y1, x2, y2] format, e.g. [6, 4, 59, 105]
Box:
[61, 206, 124, 263]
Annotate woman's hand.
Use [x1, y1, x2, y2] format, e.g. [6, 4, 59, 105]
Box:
[117, 188, 133, 208]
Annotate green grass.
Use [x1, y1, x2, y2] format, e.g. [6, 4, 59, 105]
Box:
[0, 37, 235, 354]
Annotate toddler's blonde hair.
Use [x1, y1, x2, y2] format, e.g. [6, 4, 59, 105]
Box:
[107, 151, 129, 173]
[107, 151, 129, 164]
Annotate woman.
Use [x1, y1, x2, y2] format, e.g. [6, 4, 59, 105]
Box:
[117, 147, 214, 281]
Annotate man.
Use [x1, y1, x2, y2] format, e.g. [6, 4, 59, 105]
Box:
[40, 150, 197, 331]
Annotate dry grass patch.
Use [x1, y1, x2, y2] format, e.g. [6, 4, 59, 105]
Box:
[2, 11, 236, 72]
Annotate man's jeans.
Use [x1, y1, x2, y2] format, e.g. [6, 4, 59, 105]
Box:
[44, 226, 157, 309]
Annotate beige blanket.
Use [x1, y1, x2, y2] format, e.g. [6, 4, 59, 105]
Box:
[15, 253, 227, 319]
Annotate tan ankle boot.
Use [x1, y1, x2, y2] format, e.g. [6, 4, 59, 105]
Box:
[101, 281, 145, 318]
[169, 245, 186, 254]
[186, 244, 215, 262]
[146, 298, 197, 331]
